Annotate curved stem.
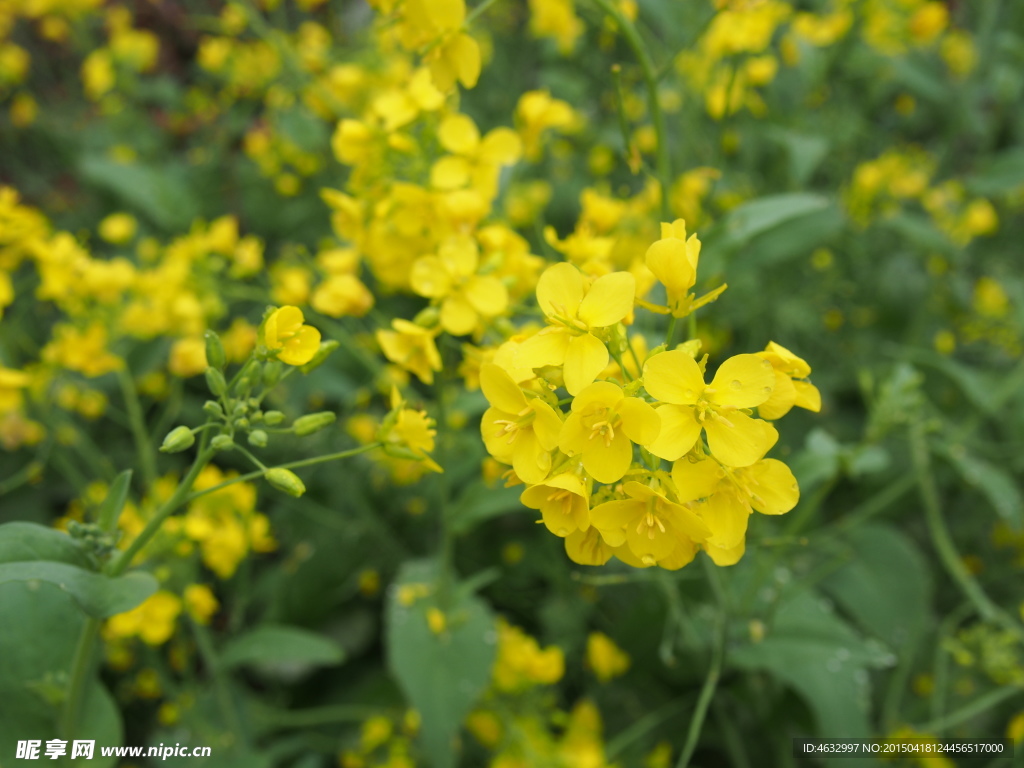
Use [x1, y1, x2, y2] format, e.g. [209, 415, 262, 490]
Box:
[60, 617, 100, 741]
[118, 367, 157, 491]
[591, 0, 672, 220]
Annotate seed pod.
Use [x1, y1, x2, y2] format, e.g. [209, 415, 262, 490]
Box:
[160, 426, 195, 453]
[204, 330, 226, 370]
[205, 367, 227, 397]
[203, 400, 224, 418]
[293, 411, 337, 436]
[265, 467, 305, 498]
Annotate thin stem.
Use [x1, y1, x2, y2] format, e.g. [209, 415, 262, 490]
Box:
[190, 617, 249, 744]
[466, 0, 501, 27]
[591, 0, 672, 220]
[916, 685, 1024, 735]
[262, 704, 389, 729]
[910, 420, 1024, 641]
[118, 367, 157, 490]
[60, 617, 101, 741]
[107, 443, 216, 578]
[666, 315, 679, 348]
[235, 444, 268, 471]
[182, 442, 381, 504]
[677, 559, 727, 768]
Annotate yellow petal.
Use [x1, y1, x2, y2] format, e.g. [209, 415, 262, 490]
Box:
[758, 369, 796, 420]
[643, 350, 704, 405]
[438, 235, 478, 276]
[530, 399, 563, 451]
[657, 539, 698, 570]
[570, 380, 623, 413]
[618, 396, 660, 446]
[438, 113, 480, 155]
[577, 271, 635, 328]
[537, 262, 584, 320]
[672, 456, 724, 501]
[479, 127, 522, 165]
[563, 333, 608, 396]
[708, 354, 775, 409]
[481, 363, 528, 413]
[410, 255, 453, 298]
[565, 527, 614, 565]
[704, 537, 745, 566]
[558, 412, 588, 457]
[646, 404, 701, 462]
[464, 275, 509, 317]
[440, 295, 477, 335]
[702, 491, 749, 548]
[451, 33, 481, 89]
[278, 326, 320, 365]
[583, 428, 632, 484]
[512, 430, 550, 485]
[704, 412, 778, 467]
[481, 406, 516, 462]
[589, 500, 639, 547]
[645, 237, 696, 295]
[626, 517, 677, 563]
[745, 459, 799, 515]
[430, 156, 472, 190]
[760, 341, 811, 378]
[661, 498, 712, 542]
[517, 327, 570, 370]
[793, 380, 822, 412]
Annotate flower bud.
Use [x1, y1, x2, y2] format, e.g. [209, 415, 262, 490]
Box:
[263, 361, 283, 388]
[293, 411, 337, 436]
[248, 430, 268, 447]
[299, 340, 340, 374]
[211, 434, 234, 451]
[205, 367, 227, 397]
[264, 410, 285, 426]
[160, 426, 195, 453]
[203, 400, 224, 418]
[265, 467, 305, 498]
[204, 330, 226, 370]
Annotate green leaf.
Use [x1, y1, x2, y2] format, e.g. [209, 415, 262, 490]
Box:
[78, 156, 200, 232]
[0, 522, 92, 568]
[821, 525, 934, 647]
[387, 560, 497, 768]
[97, 470, 133, 532]
[220, 625, 346, 671]
[0, 561, 157, 618]
[731, 588, 894, 759]
[449, 482, 526, 535]
[718, 193, 831, 245]
[0, 581, 122, 768]
[967, 147, 1024, 196]
[940, 448, 1023, 530]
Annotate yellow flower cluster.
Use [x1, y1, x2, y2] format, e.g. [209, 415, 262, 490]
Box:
[478, 220, 819, 570]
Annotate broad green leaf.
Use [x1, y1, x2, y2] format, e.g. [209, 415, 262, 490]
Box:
[967, 147, 1024, 196]
[78, 156, 200, 232]
[736, 205, 844, 267]
[220, 625, 346, 671]
[387, 560, 497, 768]
[719, 193, 831, 245]
[941, 448, 1023, 530]
[0, 562, 157, 619]
[821, 525, 933, 647]
[883, 213, 955, 255]
[731, 588, 894, 763]
[0, 522, 92, 568]
[449, 482, 526, 535]
[767, 129, 830, 187]
[0, 581, 122, 768]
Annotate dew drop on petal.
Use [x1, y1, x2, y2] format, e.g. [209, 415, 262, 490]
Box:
[730, 380, 742, 390]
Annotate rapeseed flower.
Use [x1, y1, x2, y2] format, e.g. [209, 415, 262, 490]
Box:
[263, 305, 321, 366]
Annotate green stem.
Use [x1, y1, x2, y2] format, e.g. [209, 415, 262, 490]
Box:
[917, 684, 1024, 735]
[182, 442, 381, 505]
[910, 420, 1024, 641]
[107, 443, 216, 578]
[466, 0, 501, 27]
[666, 315, 679, 348]
[190, 617, 248, 744]
[591, 0, 672, 220]
[118, 367, 157, 490]
[59, 617, 101, 741]
[262, 704, 388, 729]
[677, 559, 727, 768]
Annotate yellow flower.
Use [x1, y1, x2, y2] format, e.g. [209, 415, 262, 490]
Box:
[104, 591, 182, 646]
[410, 235, 509, 335]
[645, 219, 699, 315]
[480, 363, 562, 483]
[586, 632, 630, 682]
[377, 319, 443, 385]
[169, 336, 207, 378]
[263, 306, 321, 366]
[755, 341, 821, 420]
[311, 274, 374, 318]
[558, 381, 659, 483]
[519, 262, 635, 395]
[98, 212, 137, 244]
[493, 619, 565, 692]
[380, 388, 443, 473]
[590, 480, 709, 569]
[183, 584, 219, 625]
[521, 473, 590, 537]
[643, 350, 777, 467]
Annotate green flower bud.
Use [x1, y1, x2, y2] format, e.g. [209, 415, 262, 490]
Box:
[413, 306, 440, 328]
[203, 400, 224, 418]
[263, 361, 283, 388]
[264, 410, 285, 426]
[232, 402, 247, 418]
[265, 467, 305, 498]
[293, 411, 337, 436]
[248, 430, 268, 448]
[204, 330, 226, 370]
[234, 417, 250, 430]
[211, 434, 234, 451]
[205, 367, 227, 397]
[160, 426, 196, 453]
[299, 340, 340, 374]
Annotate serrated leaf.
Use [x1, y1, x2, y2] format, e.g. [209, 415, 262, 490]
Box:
[821, 525, 933, 646]
[220, 625, 345, 671]
[0, 562, 157, 618]
[387, 560, 497, 768]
